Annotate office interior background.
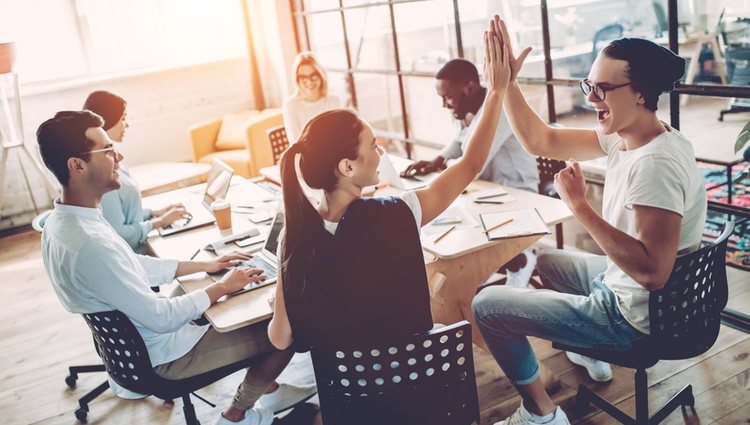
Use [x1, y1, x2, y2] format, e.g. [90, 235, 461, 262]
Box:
[2, 0, 750, 424]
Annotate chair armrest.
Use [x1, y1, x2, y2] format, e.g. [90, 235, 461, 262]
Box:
[187, 118, 222, 162]
[244, 109, 284, 176]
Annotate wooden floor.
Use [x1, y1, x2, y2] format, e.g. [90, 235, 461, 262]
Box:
[2, 227, 749, 425]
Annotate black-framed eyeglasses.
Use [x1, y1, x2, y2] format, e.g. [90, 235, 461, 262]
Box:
[79, 143, 118, 157]
[579, 79, 631, 101]
[297, 72, 321, 84]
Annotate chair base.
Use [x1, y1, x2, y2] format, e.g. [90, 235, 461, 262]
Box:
[66, 364, 109, 423]
[576, 368, 695, 425]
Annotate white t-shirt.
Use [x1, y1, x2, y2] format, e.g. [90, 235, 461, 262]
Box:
[282, 94, 341, 144]
[597, 124, 707, 334]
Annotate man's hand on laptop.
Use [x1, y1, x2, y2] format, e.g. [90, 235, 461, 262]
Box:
[219, 267, 267, 293]
[205, 266, 267, 303]
[401, 156, 446, 177]
[204, 253, 252, 273]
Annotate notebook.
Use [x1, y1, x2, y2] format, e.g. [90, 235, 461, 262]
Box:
[211, 210, 284, 295]
[378, 153, 429, 191]
[479, 208, 550, 240]
[158, 159, 234, 236]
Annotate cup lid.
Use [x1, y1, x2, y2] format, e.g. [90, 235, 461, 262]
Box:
[210, 199, 230, 209]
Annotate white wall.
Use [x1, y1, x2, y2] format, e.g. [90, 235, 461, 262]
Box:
[1, 58, 254, 230]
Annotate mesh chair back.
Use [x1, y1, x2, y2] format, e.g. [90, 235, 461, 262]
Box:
[266, 125, 289, 164]
[81, 310, 157, 395]
[311, 321, 479, 425]
[536, 156, 566, 197]
[726, 46, 750, 86]
[650, 221, 733, 359]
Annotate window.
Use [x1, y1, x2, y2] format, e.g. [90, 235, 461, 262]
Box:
[0, 0, 246, 84]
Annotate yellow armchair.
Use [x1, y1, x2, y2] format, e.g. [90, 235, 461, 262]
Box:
[188, 109, 283, 178]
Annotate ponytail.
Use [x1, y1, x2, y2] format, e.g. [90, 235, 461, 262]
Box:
[278, 109, 363, 293]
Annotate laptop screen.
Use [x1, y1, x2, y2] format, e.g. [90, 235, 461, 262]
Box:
[202, 160, 234, 207]
[262, 212, 285, 259]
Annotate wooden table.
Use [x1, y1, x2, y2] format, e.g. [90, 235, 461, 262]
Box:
[143, 177, 280, 332]
[130, 161, 211, 197]
[145, 173, 572, 345]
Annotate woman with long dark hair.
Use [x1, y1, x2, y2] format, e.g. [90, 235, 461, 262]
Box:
[268, 19, 511, 353]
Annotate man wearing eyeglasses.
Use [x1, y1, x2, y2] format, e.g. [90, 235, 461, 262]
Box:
[472, 18, 706, 425]
[402, 58, 540, 287]
[37, 111, 315, 425]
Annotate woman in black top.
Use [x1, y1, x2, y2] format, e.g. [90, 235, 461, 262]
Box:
[268, 18, 512, 352]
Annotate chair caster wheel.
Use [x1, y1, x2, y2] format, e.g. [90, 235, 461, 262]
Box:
[65, 375, 77, 388]
[75, 408, 88, 422]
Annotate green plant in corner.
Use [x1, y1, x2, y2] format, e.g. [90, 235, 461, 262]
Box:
[734, 120, 750, 158]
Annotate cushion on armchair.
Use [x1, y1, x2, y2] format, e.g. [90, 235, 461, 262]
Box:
[214, 111, 260, 150]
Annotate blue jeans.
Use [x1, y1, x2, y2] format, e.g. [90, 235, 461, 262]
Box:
[472, 249, 646, 385]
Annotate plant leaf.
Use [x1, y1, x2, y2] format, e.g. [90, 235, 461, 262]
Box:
[735, 120, 750, 154]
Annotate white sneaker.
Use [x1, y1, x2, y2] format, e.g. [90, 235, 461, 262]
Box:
[507, 249, 537, 288]
[494, 404, 570, 425]
[256, 382, 317, 414]
[213, 406, 274, 425]
[565, 351, 613, 382]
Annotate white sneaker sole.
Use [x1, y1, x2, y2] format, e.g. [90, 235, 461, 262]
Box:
[565, 352, 613, 382]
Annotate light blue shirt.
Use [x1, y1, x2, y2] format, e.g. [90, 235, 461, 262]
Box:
[100, 165, 152, 252]
[41, 201, 211, 367]
[439, 108, 539, 192]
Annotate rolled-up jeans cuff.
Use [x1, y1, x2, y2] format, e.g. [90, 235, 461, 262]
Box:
[512, 368, 541, 386]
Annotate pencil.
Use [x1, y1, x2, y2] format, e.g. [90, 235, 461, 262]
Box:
[474, 200, 505, 205]
[433, 225, 455, 243]
[484, 218, 514, 234]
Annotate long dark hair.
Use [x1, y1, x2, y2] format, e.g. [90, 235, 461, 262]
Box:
[279, 109, 364, 291]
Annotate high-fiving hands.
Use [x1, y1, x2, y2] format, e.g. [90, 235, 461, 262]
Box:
[491, 16, 533, 83]
[482, 15, 511, 93]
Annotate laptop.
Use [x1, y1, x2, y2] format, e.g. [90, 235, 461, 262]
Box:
[158, 159, 234, 236]
[212, 210, 284, 294]
[378, 153, 429, 191]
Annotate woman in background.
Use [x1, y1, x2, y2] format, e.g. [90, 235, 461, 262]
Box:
[84, 91, 186, 252]
[282, 52, 341, 144]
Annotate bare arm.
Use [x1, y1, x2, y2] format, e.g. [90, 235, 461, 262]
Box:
[416, 20, 511, 225]
[496, 18, 604, 161]
[556, 161, 680, 290]
[268, 275, 293, 350]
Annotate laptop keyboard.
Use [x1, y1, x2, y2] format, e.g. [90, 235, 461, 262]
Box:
[238, 257, 278, 281]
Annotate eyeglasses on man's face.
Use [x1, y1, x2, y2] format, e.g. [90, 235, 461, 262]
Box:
[297, 72, 321, 84]
[579, 79, 631, 101]
[81, 143, 119, 158]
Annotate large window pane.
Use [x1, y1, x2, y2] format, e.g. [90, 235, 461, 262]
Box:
[403, 75, 454, 145]
[327, 70, 352, 106]
[0, 0, 87, 83]
[302, 0, 340, 12]
[354, 74, 403, 139]
[306, 12, 349, 70]
[344, 5, 396, 71]
[393, 0, 455, 71]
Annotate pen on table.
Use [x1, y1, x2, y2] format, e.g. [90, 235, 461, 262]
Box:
[474, 200, 505, 205]
[433, 225, 455, 243]
[484, 218, 514, 234]
[476, 192, 509, 200]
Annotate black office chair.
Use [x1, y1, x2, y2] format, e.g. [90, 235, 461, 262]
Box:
[78, 310, 259, 424]
[651, 0, 668, 38]
[266, 125, 289, 164]
[310, 321, 480, 425]
[536, 156, 567, 249]
[719, 46, 750, 121]
[591, 23, 624, 63]
[554, 221, 733, 425]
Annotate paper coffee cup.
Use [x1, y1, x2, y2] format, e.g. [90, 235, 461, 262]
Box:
[211, 199, 232, 230]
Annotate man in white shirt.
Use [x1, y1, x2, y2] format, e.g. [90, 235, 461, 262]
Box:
[37, 111, 314, 425]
